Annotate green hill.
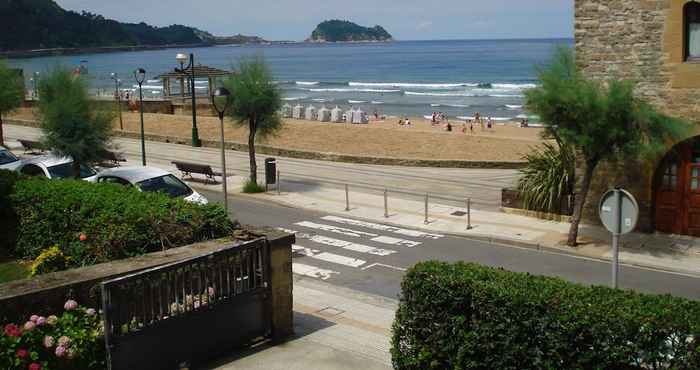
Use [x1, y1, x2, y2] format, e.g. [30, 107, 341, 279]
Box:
[308, 20, 393, 42]
[0, 0, 264, 51]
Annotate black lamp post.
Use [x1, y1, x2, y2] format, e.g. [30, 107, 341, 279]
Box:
[110, 73, 123, 131]
[211, 87, 231, 212]
[134, 68, 147, 166]
[175, 53, 201, 147]
[31, 72, 39, 99]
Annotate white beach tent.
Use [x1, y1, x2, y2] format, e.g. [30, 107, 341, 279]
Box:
[293, 104, 304, 119]
[305, 105, 317, 121]
[352, 108, 367, 124]
[281, 103, 293, 118]
[317, 106, 331, 122]
[345, 108, 355, 123]
[331, 106, 344, 122]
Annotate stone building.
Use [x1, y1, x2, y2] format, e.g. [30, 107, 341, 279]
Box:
[575, 0, 700, 236]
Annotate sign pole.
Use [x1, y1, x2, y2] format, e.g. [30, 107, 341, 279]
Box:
[612, 190, 620, 288]
[599, 188, 638, 290]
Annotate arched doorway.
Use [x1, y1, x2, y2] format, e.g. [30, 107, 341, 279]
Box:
[654, 136, 700, 236]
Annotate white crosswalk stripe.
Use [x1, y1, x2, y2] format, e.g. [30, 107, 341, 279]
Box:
[321, 215, 445, 239]
[295, 221, 378, 238]
[370, 236, 421, 248]
[277, 227, 397, 256]
[292, 263, 339, 280]
[292, 245, 366, 268]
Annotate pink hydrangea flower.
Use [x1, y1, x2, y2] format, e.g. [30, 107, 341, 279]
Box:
[46, 315, 58, 326]
[43, 335, 55, 348]
[55, 346, 66, 358]
[57, 336, 71, 347]
[16, 348, 28, 359]
[36, 316, 47, 326]
[3, 324, 21, 337]
[85, 308, 96, 316]
[23, 321, 36, 332]
[29, 363, 41, 370]
[29, 315, 39, 323]
[64, 300, 78, 311]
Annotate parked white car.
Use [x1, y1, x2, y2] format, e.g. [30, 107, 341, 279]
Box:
[96, 166, 208, 205]
[0, 147, 22, 171]
[16, 155, 98, 182]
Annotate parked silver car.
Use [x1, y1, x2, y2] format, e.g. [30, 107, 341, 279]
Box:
[0, 147, 22, 171]
[16, 155, 98, 182]
[96, 166, 208, 205]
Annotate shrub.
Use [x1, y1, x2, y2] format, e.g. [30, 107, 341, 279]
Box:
[10, 178, 235, 266]
[0, 300, 104, 370]
[30, 246, 71, 277]
[0, 169, 20, 255]
[242, 180, 266, 194]
[392, 262, 700, 370]
[517, 142, 574, 213]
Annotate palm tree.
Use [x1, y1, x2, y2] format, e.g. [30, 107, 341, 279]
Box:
[223, 56, 283, 185]
[37, 68, 114, 178]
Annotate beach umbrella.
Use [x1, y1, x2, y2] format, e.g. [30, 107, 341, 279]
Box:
[305, 105, 317, 120]
[331, 106, 343, 122]
[293, 104, 304, 119]
[317, 106, 331, 122]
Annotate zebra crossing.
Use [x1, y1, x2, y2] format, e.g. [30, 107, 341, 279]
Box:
[278, 216, 444, 281]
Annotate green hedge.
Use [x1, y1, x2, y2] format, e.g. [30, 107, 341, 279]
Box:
[392, 262, 700, 370]
[8, 176, 234, 266]
[0, 170, 20, 255]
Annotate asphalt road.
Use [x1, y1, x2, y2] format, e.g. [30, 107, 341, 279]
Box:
[199, 189, 700, 301]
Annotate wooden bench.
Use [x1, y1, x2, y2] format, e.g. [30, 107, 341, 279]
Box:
[171, 161, 219, 183]
[19, 139, 46, 154]
[98, 150, 127, 167]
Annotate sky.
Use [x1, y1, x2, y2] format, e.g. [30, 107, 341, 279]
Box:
[55, 0, 573, 41]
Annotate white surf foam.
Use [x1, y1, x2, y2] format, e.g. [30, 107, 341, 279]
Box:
[349, 82, 474, 89]
[296, 81, 320, 86]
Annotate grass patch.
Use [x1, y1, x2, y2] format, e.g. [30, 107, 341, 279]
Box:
[242, 180, 266, 193]
[0, 260, 30, 284]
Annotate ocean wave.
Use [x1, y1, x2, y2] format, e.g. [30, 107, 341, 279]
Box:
[457, 116, 513, 121]
[296, 81, 320, 86]
[492, 83, 537, 90]
[308, 88, 402, 93]
[147, 79, 160, 84]
[282, 96, 306, 101]
[406, 91, 521, 98]
[348, 100, 367, 104]
[505, 104, 523, 109]
[133, 85, 163, 90]
[371, 101, 384, 104]
[349, 81, 475, 89]
[312, 98, 330, 102]
[430, 103, 470, 108]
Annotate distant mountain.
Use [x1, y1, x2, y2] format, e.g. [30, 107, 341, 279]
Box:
[308, 20, 393, 43]
[0, 0, 265, 51]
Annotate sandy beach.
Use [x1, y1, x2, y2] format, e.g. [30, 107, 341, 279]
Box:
[8, 108, 544, 162]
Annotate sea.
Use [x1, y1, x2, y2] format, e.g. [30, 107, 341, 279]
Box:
[8, 38, 573, 120]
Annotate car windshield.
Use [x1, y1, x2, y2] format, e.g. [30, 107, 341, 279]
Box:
[0, 150, 18, 165]
[47, 162, 97, 179]
[137, 174, 193, 198]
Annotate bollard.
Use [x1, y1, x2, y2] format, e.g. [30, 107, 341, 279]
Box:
[384, 189, 389, 218]
[345, 184, 350, 211]
[467, 198, 472, 230]
[277, 169, 281, 195]
[424, 193, 429, 224]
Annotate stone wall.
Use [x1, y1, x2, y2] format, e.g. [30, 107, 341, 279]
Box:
[575, 0, 700, 231]
[0, 229, 295, 339]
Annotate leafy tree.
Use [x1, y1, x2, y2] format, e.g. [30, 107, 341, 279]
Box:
[525, 47, 690, 246]
[0, 60, 24, 147]
[37, 68, 114, 178]
[223, 56, 283, 185]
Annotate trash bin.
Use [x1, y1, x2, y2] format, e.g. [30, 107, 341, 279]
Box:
[265, 158, 277, 185]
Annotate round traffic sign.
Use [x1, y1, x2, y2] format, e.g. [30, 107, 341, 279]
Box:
[599, 189, 639, 235]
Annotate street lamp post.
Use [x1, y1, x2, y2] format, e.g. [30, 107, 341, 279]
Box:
[175, 53, 201, 147]
[31, 72, 39, 99]
[134, 68, 147, 166]
[211, 87, 231, 213]
[110, 73, 124, 131]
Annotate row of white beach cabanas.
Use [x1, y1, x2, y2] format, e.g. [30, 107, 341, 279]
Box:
[280, 104, 369, 124]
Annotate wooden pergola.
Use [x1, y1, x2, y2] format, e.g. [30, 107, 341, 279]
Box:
[156, 65, 233, 102]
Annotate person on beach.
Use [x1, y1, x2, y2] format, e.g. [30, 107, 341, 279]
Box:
[487, 117, 493, 130]
[398, 118, 404, 126]
[462, 123, 467, 133]
[405, 117, 411, 127]
[470, 121, 474, 134]
[446, 122, 452, 132]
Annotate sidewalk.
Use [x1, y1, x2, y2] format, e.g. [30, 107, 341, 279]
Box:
[206, 277, 395, 370]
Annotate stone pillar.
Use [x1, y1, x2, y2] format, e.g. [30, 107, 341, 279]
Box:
[267, 232, 295, 342]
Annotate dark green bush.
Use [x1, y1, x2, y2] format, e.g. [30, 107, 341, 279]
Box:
[10, 177, 234, 266]
[392, 262, 700, 370]
[0, 169, 20, 255]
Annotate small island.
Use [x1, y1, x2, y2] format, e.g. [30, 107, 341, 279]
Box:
[307, 20, 393, 43]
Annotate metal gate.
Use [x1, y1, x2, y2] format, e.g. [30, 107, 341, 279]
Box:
[101, 238, 271, 370]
